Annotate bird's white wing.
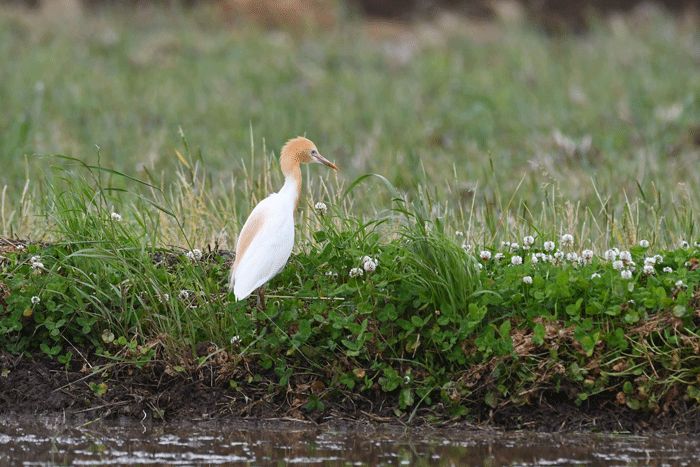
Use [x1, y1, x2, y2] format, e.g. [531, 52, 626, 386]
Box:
[230, 193, 295, 300]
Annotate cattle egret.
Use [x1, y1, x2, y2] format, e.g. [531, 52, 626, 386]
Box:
[229, 136, 338, 309]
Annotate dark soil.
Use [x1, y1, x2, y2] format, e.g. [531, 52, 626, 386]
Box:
[2, 350, 700, 433]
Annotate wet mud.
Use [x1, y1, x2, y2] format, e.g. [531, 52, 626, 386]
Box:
[2, 350, 700, 433]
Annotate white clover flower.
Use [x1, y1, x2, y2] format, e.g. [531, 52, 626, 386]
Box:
[31, 261, 44, 270]
[619, 251, 632, 264]
[479, 251, 492, 261]
[186, 248, 203, 262]
[621, 269, 632, 280]
[680, 240, 689, 249]
[654, 254, 663, 263]
[675, 280, 686, 289]
[314, 202, 328, 216]
[566, 252, 578, 262]
[230, 335, 241, 345]
[30, 255, 41, 263]
[178, 290, 190, 300]
[561, 234, 574, 247]
[643, 264, 655, 275]
[612, 260, 624, 271]
[17, 244, 26, 251]
[544, 241, 555, 252]
[604, 249, 617, 261]
[695, 241, 700, 248]
[523, 235, 535, 247]
[157, 293, 170, 303]
[362, 258, 377, 273]
[349, 267, 364, 278]
[591, 273, 601, 279]
[461, 243, 472, 253]
[31, 296, 40, 305]
[476, 263, 483, 270]
[110, 212, 122, 222]
[455, 230, 464, 237]
[639, 239, 650, 248]
[554, 251, 565, 261]
[644, 256, 656, 266]
[581, 249, 594, 261]
[325, 270, 333, 276]
[523, 275, 533, 284]
[502, 241, 511, 248]
[510, 243, 520, 252]
[531, 254, 539, 266]
[494, 253, 504, 262]
[663, 267, 672, 273]
[511, 255, 523, 265]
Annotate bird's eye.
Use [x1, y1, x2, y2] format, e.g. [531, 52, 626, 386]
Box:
[310, 149, 317, 155]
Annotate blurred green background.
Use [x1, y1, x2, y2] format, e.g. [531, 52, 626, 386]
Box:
[1, 0, 699, 247]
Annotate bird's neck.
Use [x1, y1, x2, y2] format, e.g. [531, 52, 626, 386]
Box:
[280, 165, 302, 210]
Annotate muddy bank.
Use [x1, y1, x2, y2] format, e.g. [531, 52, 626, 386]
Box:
[2, 350, 700, 433]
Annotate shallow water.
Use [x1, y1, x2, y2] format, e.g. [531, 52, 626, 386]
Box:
[0, 416, 698, 466]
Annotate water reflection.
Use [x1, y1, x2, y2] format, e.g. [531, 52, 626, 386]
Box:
[0, 415, 698, 466]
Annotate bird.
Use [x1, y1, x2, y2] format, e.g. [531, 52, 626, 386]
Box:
[229, 136, 338, 309]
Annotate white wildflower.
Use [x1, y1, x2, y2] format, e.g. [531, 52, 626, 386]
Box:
[110, 212, 122, 222]
[591, 273, 601, 279]
[31, 296, 40, 305]
[494, 253, 504, 262]
[455, 230, 464, 237]
[511, 255, 522, 265]
[461, 243, 472, 253]
[16, 244, 25, 250]
[619, 250, 632, 264]
[314, 202, 328, 216]
[675, 280, 686, 289]
[31, 261, 44, 270]
[523, 275, 533, 284]
[523, 235, 535, 247]
[566, 252, 578, 262]
[186, 248, 203, 262]
[531, 254, 539, 266]
[479, 251, 492, 261]
[643, 264, 655, 275]
[621, 269, 632, 280]
[639, 239, 650, 248]
[510, 243, 519, 252]
[544, 241, 555, 252]
[501, 241, 510, 249]
[680, 240, 689, 249]
[476, 263, 483, 270]
[554, 251, 565, 261]
[230, 335, 241, 346]
[604, 249, 617, 261]
[325, 270, 333, 276]
[362, 257, 377, 273]
[30, 255, 41, 263]
[612, 260, 624, 271]
[178, 290, 190, 300]
[561, 234, 574, 247]
[581, 249, 594, 261]
[663, 267, 672, 273]
[644, 256, 656, 266]
[349, 267, 364, 278]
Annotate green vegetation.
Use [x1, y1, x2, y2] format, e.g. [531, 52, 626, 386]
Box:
[1, 4, 700, 422]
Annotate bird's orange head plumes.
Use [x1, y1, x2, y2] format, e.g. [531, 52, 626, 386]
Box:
[280, 137, 338, 175]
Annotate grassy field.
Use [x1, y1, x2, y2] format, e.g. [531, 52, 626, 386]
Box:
[2, 4, 700, 424]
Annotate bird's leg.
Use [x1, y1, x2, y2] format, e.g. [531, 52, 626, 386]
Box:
[256, 283, 267, 311]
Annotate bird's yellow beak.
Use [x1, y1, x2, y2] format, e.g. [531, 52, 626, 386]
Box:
[312, 153, 339, 171]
